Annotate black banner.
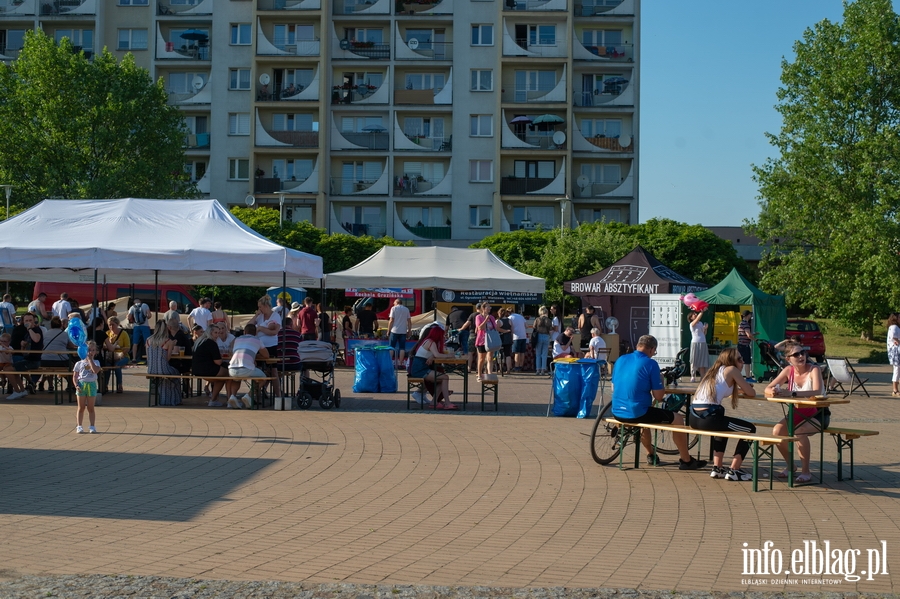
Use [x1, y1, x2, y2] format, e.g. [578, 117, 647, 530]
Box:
[436, 289, 543, 305]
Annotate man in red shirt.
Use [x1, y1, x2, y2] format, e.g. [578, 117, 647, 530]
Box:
[298, 297, 318, 341]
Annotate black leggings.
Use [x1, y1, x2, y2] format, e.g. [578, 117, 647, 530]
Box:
[688, 408, 756, 459]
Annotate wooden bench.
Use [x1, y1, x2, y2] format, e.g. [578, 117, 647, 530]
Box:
[479, 378, 499, 411]
[603, 417, 798, 492]
[745, 418, 880, 481]
[142, 374, 275, 408]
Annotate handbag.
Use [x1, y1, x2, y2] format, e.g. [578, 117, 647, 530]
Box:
[530, 327, 539, 346]
[485, 328, 502, 352]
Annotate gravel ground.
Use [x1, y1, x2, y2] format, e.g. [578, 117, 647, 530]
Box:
[0, 574, 893, 599]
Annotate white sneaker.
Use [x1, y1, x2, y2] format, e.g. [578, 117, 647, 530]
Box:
[88, 426, 97, 434]
[6, 391, 24, 400]
[412, 391, 424, 404]
[227, 396, 240, 409]
[75, 425, 84, 434]
[241, 394, 253, 409]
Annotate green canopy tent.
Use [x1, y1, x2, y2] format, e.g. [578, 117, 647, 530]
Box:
[695, 268, 786, 380]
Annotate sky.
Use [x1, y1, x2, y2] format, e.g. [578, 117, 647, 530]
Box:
[638, 0, 849, 226]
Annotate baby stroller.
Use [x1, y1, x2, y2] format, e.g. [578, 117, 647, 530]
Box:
[756, 339, 785, 382]
[661, 347, 690, 387]
[294, 341, 341, 410]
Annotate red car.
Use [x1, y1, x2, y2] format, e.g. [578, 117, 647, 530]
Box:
[785, 319, 826, 362]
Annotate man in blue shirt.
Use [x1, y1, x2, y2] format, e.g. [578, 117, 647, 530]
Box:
[611, 335, 707, 470]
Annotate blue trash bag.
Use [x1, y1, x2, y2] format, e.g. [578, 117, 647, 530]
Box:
[576, 359, 601, 419]
[374, 346, 397, 393]
[353, 348, 380, 393]
[552, 362, 582, 417]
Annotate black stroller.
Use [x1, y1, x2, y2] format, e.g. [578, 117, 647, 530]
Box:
[756, 339, 785, 382]
[294, 341, 341, 410]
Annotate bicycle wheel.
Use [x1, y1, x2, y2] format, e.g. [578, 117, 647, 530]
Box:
[590, 402, 629, 465]
[654, 395, 700, 455]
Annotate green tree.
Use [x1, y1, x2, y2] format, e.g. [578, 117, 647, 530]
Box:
[748, 0, 900, 338]
[0, 30, 195, 214]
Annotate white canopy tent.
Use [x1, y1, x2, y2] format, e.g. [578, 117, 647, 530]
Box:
[324, 246, 544, 293]
[0, 198, 323, 286]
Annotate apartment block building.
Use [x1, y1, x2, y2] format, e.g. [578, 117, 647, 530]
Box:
[0, 0, 638, 245]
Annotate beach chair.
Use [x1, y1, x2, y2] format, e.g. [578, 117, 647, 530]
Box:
[825, 357, 870, 397]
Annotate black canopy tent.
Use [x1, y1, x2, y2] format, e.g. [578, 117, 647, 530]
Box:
[563, 246, 708, 348]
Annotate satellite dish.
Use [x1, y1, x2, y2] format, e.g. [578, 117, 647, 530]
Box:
[339, 39, 350, 50]
[244, 195, 256, 207]
[191, 75, 204, 91]
[605, 316, 619, 334]
[552, 131, 566, 145]
[408, 38, 419, 50]
[259, 73, 270, 86]
[619, 136, 632, 148]
[576, 175, 590, 189]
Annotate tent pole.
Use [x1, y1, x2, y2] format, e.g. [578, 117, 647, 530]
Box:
[280, 271, 286, 409]
[154, 271, 159, 326]
[92, 269, 97, 324]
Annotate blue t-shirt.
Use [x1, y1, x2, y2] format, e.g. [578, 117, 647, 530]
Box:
[611, 350, 663, 419]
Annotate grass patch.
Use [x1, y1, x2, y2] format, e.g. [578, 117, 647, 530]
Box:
[818, 318, 887, 363]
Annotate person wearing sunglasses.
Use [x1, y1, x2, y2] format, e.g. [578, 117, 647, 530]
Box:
[765, 343, 825, 483]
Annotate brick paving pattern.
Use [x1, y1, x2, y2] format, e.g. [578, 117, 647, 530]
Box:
[0, 363, 897, 594]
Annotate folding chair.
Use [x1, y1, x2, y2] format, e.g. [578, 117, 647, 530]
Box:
[825, 357, 870, 397]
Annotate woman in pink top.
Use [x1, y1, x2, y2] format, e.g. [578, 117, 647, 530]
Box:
[474, 302, 497, 381]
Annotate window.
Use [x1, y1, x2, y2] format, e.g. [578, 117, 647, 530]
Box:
[229, 68, 251, 90]
[272, 159, 314, 182]
[0, 29, 26, 53]
[470, 69, 492, 91]
[528, 25, 556, 46]
[341, 116, 384, 132]
[404, 73, 445, 91]
[54, 29, 93, 51]
[471, 25, 493, 46]
[583, 29, 623, 47]
[577, 207, 623, 224]
[470, 115, 492, 137]
[403, 117, 444, 141]
[229, 113, 250, 135]
[117, 29, 147, 50]
[515, 70, 556, 102]
[273, 24, 314, 48]
[228, 159, 250, 180]
[469, 160, 493, 182]
[469, 206, 492, 228]
[514, 160, 555, 178]
[118, 0, 148, 5]
[513, 206, 554, 229]
[167, 72, 208, 94]
[402, 206, 446, 227]
[184, 115, 208, 135]
[345, 28, 383, 43]
[273, 113, 316, 131]
[580, 118, 622, 138]
[401, 161, 445, 183]
[580, 163, 622, 184]
[230, 24, 251, 45]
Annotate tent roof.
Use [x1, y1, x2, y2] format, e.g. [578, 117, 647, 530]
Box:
[0, 198, 322, 286]
[695, 268, 781, 306]
[324, 246, 545, 293]
[564, 246, 707, 296]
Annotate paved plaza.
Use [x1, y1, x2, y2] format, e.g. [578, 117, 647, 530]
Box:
[1, 363, 898, 595]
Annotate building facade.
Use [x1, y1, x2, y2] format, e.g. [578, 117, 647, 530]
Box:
[0, 0, 639, 245]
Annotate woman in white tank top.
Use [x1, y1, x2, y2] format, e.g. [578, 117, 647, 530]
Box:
[688, 348, 757, 481]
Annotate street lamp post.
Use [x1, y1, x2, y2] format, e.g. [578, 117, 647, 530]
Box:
[556, 195, 570, 238]
[278, 193, 286, 227]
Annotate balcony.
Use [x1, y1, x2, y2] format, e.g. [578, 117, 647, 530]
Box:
[393, 88, 439, 105]
[1, 0, 36, 16]
[254, 177, 283, 193]
[330, 83, 388, 105]
[500, 177, 554, 194]
[259, 129, 319, 148]
[0, 47, 21, 60]
[396, 133, 450, 152]
[184, 133, 210, 149]
[395, 0, 451, 14]
[574, 0, 630, 16]
[340, 41, 390, 60]
[256, 29, 320, 57]
[502, 0, 566, 11]
[157, 0, 212, 15]
[580, 135, 631, 152]
[330, 178, 387, 195]
[502, 26, 568, 58]
[341, 222, 386, 237]
[405, 224, 450, 239]
[257, 0, 320, 9]
[332, 0, 389, 14]
[574, 80, 630, 106]
[578, 42, 632, 62]
[395, 34, 452, 61]
[39, 0, 95, 15]
[335, 131, 389, 150]
[573, 175, 633, 198]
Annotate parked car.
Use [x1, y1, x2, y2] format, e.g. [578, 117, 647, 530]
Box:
[785, 318, 826, 362]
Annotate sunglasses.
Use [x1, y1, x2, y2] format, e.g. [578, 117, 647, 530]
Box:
[787, 351, 805, 358]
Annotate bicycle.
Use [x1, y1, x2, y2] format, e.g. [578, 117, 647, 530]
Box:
[590, 393, 699, 464]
